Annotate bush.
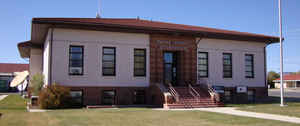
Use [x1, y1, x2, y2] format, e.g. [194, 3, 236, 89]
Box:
[38, 83, 72, 109]
[30, 73, 44, 96]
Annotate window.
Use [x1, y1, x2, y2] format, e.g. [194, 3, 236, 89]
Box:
[133, 90, 146, 104]
[134, 49, 146, 76]
[223, 53, 232, 78]
[198, 52, 208, 78]
[245, 54, 254, 78]
[102, 90, 116, 105]
[224, 90, 232, 103]
[102, 47, 116, 76]
[70, 90, 83, 107]
[247, 90, 255, 103]
[69, 46, 84, 75]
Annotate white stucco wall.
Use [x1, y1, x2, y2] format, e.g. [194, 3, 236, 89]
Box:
[50, 28, 150, 87]
[42, 30, 51, 86]
[196, 38, 267, 87]
[29, 48, 43, 84]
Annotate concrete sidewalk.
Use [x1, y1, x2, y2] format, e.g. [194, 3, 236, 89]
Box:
[156, 107, 300, 124]
[0, 95, 8, 101]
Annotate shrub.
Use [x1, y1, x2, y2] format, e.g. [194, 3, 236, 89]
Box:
[38, 83, 72, 109]
[30, 73, 44, 96]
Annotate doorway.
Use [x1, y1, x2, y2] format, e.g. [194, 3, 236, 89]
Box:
[164, 52, 178, 86]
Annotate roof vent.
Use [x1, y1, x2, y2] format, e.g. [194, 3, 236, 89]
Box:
[96, 12, 101, 18]
[96, 0, 101, 18]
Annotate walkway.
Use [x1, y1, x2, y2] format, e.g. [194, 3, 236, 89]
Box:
[0, 95, 8, 101]
[156, 107, 300, 124]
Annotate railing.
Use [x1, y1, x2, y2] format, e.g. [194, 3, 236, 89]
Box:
[188, 84, 201, 101]
[168, 83, 180, 102]
[205, 83, 220, 103]
[207, 83, 216, 96]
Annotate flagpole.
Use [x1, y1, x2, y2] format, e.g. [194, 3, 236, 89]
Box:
[279, 0, 284, 107]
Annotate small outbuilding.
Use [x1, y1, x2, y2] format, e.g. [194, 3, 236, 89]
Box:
[0, 63, 29, 92]
[273, 74, 300, 88]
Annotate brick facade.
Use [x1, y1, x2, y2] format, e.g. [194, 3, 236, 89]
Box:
[70, 86, 150, 106]
[222, 87, 268, 104]
[149, 34, 197, 86]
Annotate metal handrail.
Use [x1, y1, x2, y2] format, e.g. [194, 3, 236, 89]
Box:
[207, 83, 216, 96]
[168, 83, 180, 102]
[188, 84, 201, 101]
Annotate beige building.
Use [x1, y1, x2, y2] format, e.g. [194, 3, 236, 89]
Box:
[18, 18, 279, 108]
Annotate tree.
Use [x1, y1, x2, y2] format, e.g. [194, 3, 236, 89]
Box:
[290, 70, 300, 75]
[30, 73, 44, 96]
[267, 71, 280, 88]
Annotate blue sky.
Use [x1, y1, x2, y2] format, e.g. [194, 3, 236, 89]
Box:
[0, 0, 299, 72]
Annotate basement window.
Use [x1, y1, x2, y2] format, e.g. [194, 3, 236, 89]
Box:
[102, 90, 116, 105]
[70, 90, 83, 107]
[133, 90, 146, 104]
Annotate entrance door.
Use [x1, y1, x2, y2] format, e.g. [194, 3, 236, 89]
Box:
[164, 52, 178, 86]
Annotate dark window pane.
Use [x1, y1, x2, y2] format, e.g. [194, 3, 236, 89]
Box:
[70, 60, 82, 67]
[198, 71, 208, 77]
[134, 69, 145, 76]
[69, 46, 83, 75]
[198, 65, 208, 71]
[70, 53, 83, 60]
[245, 66, 253, 71]
[198, 59, 207, 64]
[224, 71, 232, 77]
[103, 48, 115, 54]
[223, 60, 231, 65]
[69, 67, 83, 75]
[102, 47, 116, 76]
[102, 90, 115, 105]
[134, 57, 145, 62]
[223, 55, 231, 59]
[70, 91, 83, 106]
[134, 62, 145, 69]
[134, 50, 145, 56]
[198, 52, 208, 77]
[223, 53, 232, 78]
[223, 65, 232, 71]
[245, 54, 254, 78]
[103, 62, 114, 68]
[134, 49, 146, 76]
[70, 47, 83, 52]
[198, 53, 207, 58]
[133, 90, 145, 104]
[164, 53, 173, 63]
[103, 55, 115, 61]
[245, 61, 253, 66]
[103, 68, 115, 75]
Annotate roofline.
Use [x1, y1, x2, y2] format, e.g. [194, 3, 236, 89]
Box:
[31, 18, 280, 43]
[273, 80, 300, 82]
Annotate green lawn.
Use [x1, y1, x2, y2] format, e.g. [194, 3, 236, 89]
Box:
[0, 95, 299, 126]
[235, 102, 300, 118]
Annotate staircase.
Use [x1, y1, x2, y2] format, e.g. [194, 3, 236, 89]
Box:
[165, 84, 224, 109]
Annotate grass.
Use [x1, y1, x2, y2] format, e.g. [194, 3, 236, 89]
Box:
[234, 102, 300, 118]
[1, 95, 300, 126]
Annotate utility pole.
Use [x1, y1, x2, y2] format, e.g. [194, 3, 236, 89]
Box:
[279, 0, 285, 107]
